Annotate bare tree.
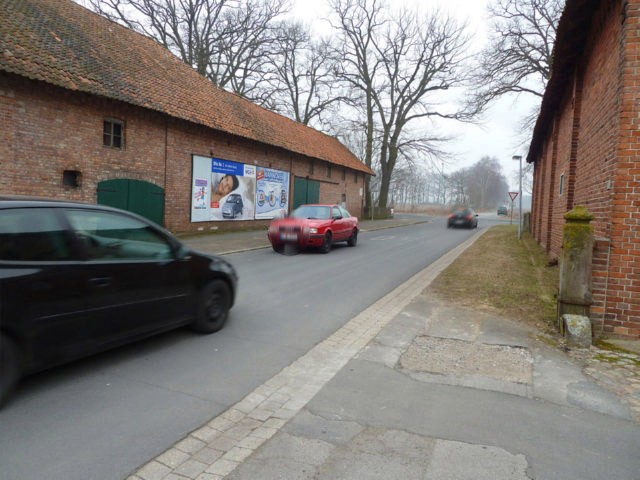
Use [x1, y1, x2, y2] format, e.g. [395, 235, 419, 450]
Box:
[266, 20, 345, 127]
[208, 0, 287, 102]
[330, 0, 384, 212]
[470, 0, 563, 113]
[332, 0, 474, 211]
[85, 0, 287, 103]
[446, 169, 469, 206]
[450, 156, 509, 209]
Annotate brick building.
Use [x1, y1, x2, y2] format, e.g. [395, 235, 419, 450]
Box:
[528, 0, 640, 338]
[0, 0, 373, 233]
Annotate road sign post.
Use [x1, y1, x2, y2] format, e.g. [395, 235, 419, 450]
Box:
[508, 191, 519, 226]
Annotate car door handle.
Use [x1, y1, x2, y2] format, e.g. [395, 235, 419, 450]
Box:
[89, 276, 112, 287]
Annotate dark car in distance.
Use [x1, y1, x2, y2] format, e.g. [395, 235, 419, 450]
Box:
[447, 207, 479, 229]
[0, 197, 238, 406]
[267, 204, 359, 254]
[497, 205, 508, 216]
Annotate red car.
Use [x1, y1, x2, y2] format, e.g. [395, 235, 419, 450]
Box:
[268, 204, 359, 253]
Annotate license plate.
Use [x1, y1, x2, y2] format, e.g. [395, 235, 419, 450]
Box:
[455, 219, 464, 224]
[280, 233, 298, 241]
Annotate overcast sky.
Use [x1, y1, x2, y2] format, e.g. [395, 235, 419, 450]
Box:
[289, 0, 540, 191]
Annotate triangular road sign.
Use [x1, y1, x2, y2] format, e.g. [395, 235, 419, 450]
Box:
[508, 191, 519, 201]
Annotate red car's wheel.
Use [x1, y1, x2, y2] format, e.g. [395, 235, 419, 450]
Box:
[347, 228, 358, 247]
[319, 232, 332, 254]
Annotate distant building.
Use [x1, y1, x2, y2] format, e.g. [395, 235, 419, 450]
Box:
[527, 0, 639, 338]
[0, 0, 373, 233]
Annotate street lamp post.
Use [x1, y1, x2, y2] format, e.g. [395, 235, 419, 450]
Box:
[513, 155, 522, 239]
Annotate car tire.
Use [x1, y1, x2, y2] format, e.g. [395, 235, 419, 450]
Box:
[319, 232, 332, 254]
[272, 243, 283, 253]
[0, 334, 21, 408]
[347, 228, 358, 247]
[192, 280, 231, 333]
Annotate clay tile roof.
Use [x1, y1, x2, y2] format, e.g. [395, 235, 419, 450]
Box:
[0, 0, 373, 175]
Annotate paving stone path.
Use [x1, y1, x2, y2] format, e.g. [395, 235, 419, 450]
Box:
[568, 347, 640, 423]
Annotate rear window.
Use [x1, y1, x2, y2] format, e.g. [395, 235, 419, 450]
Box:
[0, 208, 74, 261]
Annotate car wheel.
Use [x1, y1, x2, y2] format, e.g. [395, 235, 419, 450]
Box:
[0, 334, 21, 408]
[272, 243, 283, 253]
[192, 280, 231, 333]
[319, 232, 332, 254]
[347, 228, 358, 247]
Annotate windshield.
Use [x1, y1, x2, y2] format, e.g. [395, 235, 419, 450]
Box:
[291, 205, 331, 220]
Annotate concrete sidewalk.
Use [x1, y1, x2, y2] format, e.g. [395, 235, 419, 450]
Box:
[130, 220, 640, 480]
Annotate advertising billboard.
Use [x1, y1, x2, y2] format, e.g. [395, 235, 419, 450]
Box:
[255, 167, 290, 219]
[191, 155, 256, 222]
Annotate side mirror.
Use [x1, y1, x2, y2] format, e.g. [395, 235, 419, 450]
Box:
[175, 245, 192, 260]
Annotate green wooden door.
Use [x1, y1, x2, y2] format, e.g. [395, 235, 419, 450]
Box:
[97, 179, 165, 225]
[293, 177, 320, 209]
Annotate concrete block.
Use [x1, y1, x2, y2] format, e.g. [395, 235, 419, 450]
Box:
[562, 314, 592, 348]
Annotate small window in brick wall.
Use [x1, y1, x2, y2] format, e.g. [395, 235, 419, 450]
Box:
[327, 164, 332, 178]
[62, 170, 81, 188]
[354, 173, 358, 183]
[103, 119, 124, 149]
[559, 173, 564, 196]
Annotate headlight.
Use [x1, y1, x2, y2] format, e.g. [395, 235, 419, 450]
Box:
[309, 227, 318, 234]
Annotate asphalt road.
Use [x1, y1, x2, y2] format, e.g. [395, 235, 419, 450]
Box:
[0, 215, 483, 480]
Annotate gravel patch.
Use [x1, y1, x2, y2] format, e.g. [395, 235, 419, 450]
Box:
[400, 336, 533, 385]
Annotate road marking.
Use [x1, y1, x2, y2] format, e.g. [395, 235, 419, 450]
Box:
[369, 235, 396, 241]
[127, 229, 487, 480]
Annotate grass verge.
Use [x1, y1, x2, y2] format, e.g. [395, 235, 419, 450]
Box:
[427, 225, 559, 333]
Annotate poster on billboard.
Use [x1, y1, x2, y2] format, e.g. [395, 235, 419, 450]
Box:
[255, 167, 290, 219]
[191, 155, 256, 222]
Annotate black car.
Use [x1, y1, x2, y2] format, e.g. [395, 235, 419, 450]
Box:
[497, 205, 508, 216]
[447, 207, 479, 229]
[0, 197, 238, 406]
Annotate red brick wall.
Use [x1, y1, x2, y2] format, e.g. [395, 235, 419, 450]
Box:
[608, 0, 640, 337]
[531, 0, 640, 337]
[574, 3, 623, 333]
[549, 96, 575, 256]
[531, 141, 549, 249]
[1, 74, 366, 235]
[0, 74, 166, 202]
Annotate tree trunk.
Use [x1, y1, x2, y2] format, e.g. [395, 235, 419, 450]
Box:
[363, 90, 375, 210]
